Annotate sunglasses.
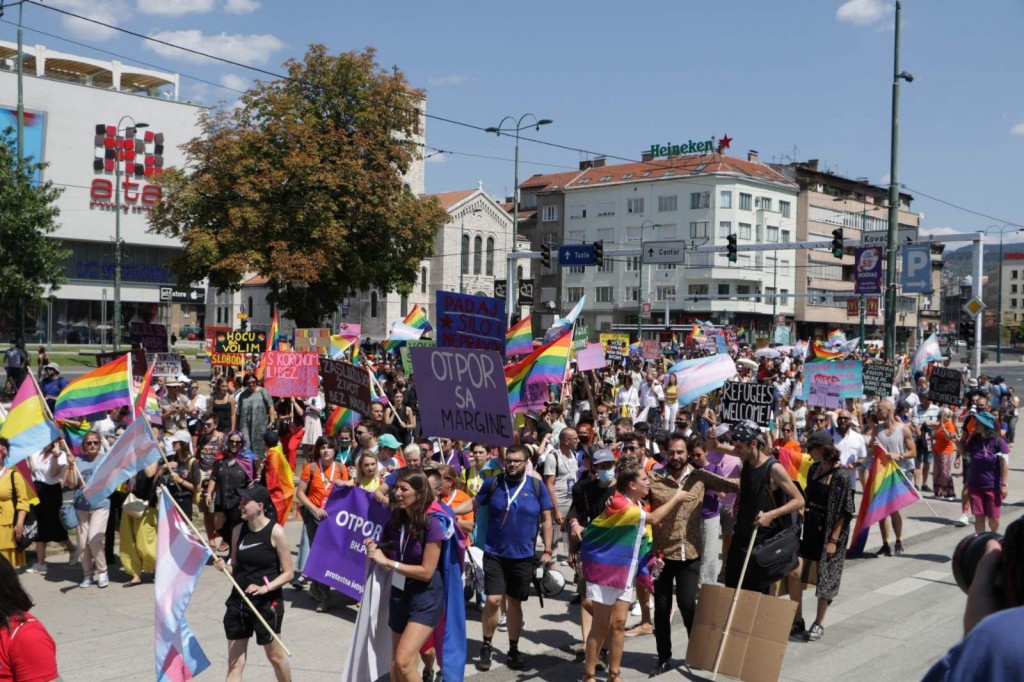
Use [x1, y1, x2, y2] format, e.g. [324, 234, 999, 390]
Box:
[228, 440, 243, 445]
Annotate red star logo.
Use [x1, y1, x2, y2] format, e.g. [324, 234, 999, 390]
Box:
[717, 134, 732, 153]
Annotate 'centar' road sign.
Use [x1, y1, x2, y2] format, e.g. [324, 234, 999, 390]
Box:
[558, 244, 596, 266]
[643, 240, 687, 264]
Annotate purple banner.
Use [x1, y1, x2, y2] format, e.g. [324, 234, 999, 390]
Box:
[436, 290, 506, 351]
[854, 246, 883, 295]
[302, 486, 392, 601]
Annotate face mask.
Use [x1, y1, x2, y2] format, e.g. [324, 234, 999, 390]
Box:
[597, 469, 615, 485]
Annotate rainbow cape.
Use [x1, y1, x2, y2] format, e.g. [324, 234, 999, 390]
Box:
[53, 354, 133, 421]
[0, 377, 62, 466]
[810, 340, 844, 361]
[325, 406, 361, 436]
[505, 315, 533, 357]
[847, 444, 921, 556]
[255, 309, 280, 380]
[505, 329, 572, 413]
[776, 447, 813, 490]
[263, 444, 295, 525]
[581, 492, 654, 591]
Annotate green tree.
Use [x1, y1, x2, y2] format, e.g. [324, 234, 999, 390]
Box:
[0, 129, 69, 344]
[148, 45, 448, 327]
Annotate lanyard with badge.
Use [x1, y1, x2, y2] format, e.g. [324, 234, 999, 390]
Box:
[318, 462, 337, 500]
[499, 475, 529, 528]
[393, 525, 412, 590]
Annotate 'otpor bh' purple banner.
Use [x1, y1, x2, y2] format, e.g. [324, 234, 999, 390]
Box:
[302, 485, 392, 601]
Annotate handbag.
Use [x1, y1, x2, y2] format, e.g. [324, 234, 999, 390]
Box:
[122, 492, 148, 519]
[751, 526, 800, 582]
[10, 473, 40, 553]
[60, 500, 79, 530]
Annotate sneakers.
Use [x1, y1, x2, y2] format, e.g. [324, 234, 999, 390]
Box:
[291, 575, 308, 591]
[597, 648, 609, 672]
[497, 614, 507, 632]
[921, 485, 933, 493]
[789, 618, 806, 638]
[24, 563, 47, 574]
[876, 543, 892, 557]
[475, 643, 493, 672]
[805, 622, 824, 641]
[506, 648, 525, 671]
[630, 601, 642, 617]
[894, 540, 905, 556]
[97, 571, 109, 588]
[79, 575, 94, 589]
[956, 514, 971, 527]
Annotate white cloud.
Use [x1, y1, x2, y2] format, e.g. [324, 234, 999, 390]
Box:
[921, 226, 965, 237]
[836, 0, 891, 26]
[219, 73, 249, 92]
[427, 74, 470, 87]
[1011, 123, 1024, 136]
[144, 30, 284, 66]
[224, 0, 260, 13]
[880, 173, 891, 185]
[137, 0, 214, 16]
[425, 152, 447, 164]
[48, 0, 129, 41]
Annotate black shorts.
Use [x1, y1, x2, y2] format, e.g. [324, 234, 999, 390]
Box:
[388, 571, 444, 633]
[483, 553, 534, 602]
[223, 594, 283, 646]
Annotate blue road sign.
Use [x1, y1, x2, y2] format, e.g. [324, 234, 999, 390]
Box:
[558, 244, 596, 266]
[901, 243, 933, 294]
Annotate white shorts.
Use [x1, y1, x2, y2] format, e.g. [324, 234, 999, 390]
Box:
[586, 582, 634, 606]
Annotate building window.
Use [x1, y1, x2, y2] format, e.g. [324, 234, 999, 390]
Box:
[780, 259, 790, 275]
[542, 205, 558, 222]
[485, 237, 494, 276]
[766, 226, 779, 242]
[1013, 270, 1019, 279]
[370, 291, 378, 318]
[599, 258, 614, 273]
[689, 221, 709, 239]
[626, 256, 640, 272]
[737, 284, 751, 295]
[627, 198, 645, 215]
[720, 190, 732, 209]
[461, 234, 470, 274]
[780, 200, 791, 218]
[781, 229, 791, 243]
[739, 222, 752, 240]
[757, 196, 772, 212]
[568, 265, 585, 274]
[569, 204, 586, 219]
[567, 287, 584, 303]
[626, 226, 641, 242]
[718, 283, 730, 295]
[420, 267, 427, 293]
[719, 221, 732, 238]
[658, 195, 678, 212]
[656, 285, 676, 302]
[780, 289, 790, 305]
[596, 286, 614, 303]
[1014, 299, 1019, 308]
[401, 294, 409, 317]
[624, 286, 639, 302]
[473, 235, 483, 274]
[596, 201, 615, 216]
[690, 192, 710, 209]
[688, 284, 709, 296]
[656, 263, 677, 271]
[1013, 284, 1019, 294]
[517, 265, 524, 280]
[739, 193, 752, 211]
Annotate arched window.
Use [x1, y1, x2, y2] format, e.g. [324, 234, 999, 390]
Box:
[247, 296, 253, 319]
[461, 234, 470, 275]
[400, 294, 409, 317]
[370, 291, 378, 318]
[486, 237, 495, 276]
[517, 265, 524, 281]
[421, 267, 428, 293]
[474, 235, 483, 274]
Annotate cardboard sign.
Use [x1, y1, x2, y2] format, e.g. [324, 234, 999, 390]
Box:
[720, 382, 774, 426]
[204, 326, 231, 357]
[928, 366, 963, 407]
[400, 339, 436, 375]
[410, 346, 514, 445]
[862, 363, 896, 397]
[263, 351, 319, 398]
[215, 330, 266, 354]
[302, 486, 391, 600]
[436, 290, 506, 352]
[800, 361, 864, 400]
[641, 339, 661, 361]
[96, 349, 147, 379]
[210, 352, 245, 367]
[320, 358, 371, 414]
[150, 352, 182, 377]
[572, 325, 589, 352]
[129, 322, 168, 353]
[294, 328, 331, 354]
[576, 342, 607, 372]
[600, 333, 630, 365]
[808, 376, 843, 409]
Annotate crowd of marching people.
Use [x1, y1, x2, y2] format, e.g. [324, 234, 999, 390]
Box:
[0, 330, 1018, 681]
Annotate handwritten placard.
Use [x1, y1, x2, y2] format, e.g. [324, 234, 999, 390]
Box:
[862, 363, 896, 397]
[576, 342, 607, 372]
[130, 322, 168, 353]
[721, 382, 774, 426]
[809, 375, 844, 409]
[800, 360, 864, 400]
[215, 331, 267, 354]
[436, 290, 506, 352]
[319, 358, 371, 414]
[150, 352, 182, 377]
[928, 366, 963, 407]
[263, 351, 319, 397]
[294, 328, 331, 354]
[209, 352, 245, 367]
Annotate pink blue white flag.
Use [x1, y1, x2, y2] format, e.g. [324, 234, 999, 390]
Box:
[544, 295, 587, 342]
[668, 354, 738, 407]
[912, 333, 943, 374]
[81, 415, 163, 507]
[155, 489, 212, 682]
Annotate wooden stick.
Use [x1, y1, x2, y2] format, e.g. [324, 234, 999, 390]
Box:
[712, 530, 758, 680]
[890, 459, 940, 517]
[158, 484, 293, 657]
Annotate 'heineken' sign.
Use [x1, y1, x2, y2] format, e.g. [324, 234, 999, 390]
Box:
[649, 133, 731, 159]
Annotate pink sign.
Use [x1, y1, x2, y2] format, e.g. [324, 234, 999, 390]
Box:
[577, 342, 607, 372]
[263, 351, 320, 397]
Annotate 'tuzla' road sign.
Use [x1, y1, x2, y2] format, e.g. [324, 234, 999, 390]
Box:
[558, 244, 596, 266]
[643, 240, 687, 264]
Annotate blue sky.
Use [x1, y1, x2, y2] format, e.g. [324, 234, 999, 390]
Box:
[6, 0, 1024, 244]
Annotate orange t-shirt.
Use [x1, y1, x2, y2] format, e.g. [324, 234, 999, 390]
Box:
[300, 460, 349, 508]
[443, 488, 475, 544]
[933, 420, 957, 455]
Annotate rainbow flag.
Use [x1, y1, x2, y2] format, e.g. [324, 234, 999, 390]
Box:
[776, 447, 813, 490]
[325, 406, 361, 436]
[255, 309, 280, 380]
[369, 369, 390, 405]
[505, 315, 533, 357]
[385, 304, 432, 352]
[667, 354, 738, 407]
[0, 377, 62, 466]
[581, 491, 654, 591]
[53, 354, 133, 421]
[847, 444, 921, 556]
[687, 323, 706, 342]
[809, 340, 844, 361]
[60, 418, 93, 456]
[404, 303, 432, 333]
[506, 329, 572, 413]
[133, 361, 162, 426]
[263, 444, 295, 525]
[827, 329, 847, 348]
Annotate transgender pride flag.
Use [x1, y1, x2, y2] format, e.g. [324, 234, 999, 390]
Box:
[81, 414, 163, 507]
[667, 354, 738, 407]
[155, 489, 212, 682]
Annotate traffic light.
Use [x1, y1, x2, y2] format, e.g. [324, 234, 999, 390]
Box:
[727, 234, 738, 263]
[960, 318, 973, 343]
[540, 244, 552, 269]
[240, 319, 249, 331]
[831, 228, 844, 259]
[593, 240, 604, 267]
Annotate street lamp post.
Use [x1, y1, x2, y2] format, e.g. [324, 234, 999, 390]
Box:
[985, 224, 1023, 363]
[635, 221, 665, 341]
[113, 116, 148, 351]
[486, 114, 552, 327]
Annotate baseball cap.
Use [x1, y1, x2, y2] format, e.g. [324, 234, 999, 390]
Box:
[805, 430, 834, 449]
[378, 433, 401, 450]
[239, 484, 273, 510]
[591, 448, 616, 466]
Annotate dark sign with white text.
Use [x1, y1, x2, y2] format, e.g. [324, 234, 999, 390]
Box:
[720, 382, 774, 427]
[319, 358, 371, 414]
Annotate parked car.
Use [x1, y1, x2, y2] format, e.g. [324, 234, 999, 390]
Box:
[179, 324, 202, 341]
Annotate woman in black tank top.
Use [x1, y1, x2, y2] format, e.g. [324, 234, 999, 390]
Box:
[213, 484, 294, 681]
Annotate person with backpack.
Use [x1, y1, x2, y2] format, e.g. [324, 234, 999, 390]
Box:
[453, 445, 554, 673]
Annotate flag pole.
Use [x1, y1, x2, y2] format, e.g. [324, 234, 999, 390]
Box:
[28, 371, 80, 477]
[157, 485, 293, 657]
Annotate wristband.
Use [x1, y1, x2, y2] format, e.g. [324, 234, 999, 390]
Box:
[393, 561, 399, 571]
